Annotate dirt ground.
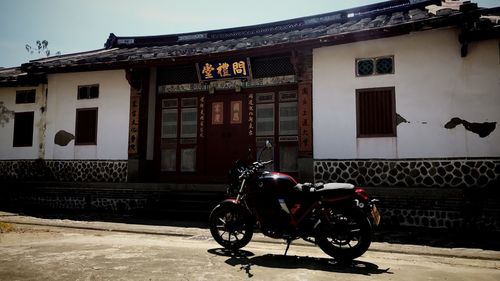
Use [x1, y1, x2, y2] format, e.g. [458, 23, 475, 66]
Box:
[1, 221, 499, 281]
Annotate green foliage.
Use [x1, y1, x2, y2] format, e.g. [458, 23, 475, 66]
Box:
[25, 40, 61, 57]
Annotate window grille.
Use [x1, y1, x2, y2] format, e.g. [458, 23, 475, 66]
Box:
[181, 108, 197, 138]
[256, 92, 274, 103]
[161, 109, 177, 138]
[162, 99, 178, 109]
[356, 56, 394, 77]
[181, 97, 198, 108]
[256, 104, 274, 136]
[157, 65, 199, 85]
[356, 87, 396, 137]
[251, 55, 295, 78]
[279, 91, 297, 102]
[279, 102, 298, 135]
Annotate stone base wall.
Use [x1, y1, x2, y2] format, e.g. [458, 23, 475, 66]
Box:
[0, 183, 223, 215]
[380, 208, 500, 231]
[314, 158, 500, 188]
[0, 160, 127, 182]
[314, 159, 500, 231]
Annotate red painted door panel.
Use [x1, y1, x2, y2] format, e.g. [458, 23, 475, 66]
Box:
[206, 93, 249, 177]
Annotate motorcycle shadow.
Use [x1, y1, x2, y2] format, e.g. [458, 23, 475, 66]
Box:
[207, 248, 391, 277]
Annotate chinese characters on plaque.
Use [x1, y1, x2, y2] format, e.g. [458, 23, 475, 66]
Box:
[248, 94, 255, 136]
[212, 102, 223, 125]
[298, 84, 312, 153]
[199, 97, 205, 138]
[230, 101, 242, 124]
[128, 90, 140, 155]
[198, 59, 250, 81]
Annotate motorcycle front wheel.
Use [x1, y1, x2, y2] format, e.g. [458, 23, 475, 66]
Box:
[209, 203, 253, 250]
[316, 208, 372, 261]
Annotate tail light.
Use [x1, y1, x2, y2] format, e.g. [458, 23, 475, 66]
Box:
[355, 188, 369, 201]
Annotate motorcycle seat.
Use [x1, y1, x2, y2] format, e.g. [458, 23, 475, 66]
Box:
[295, 182, 354, 193]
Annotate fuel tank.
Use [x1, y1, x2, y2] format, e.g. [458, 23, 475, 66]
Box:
[258, 172, 298, 195]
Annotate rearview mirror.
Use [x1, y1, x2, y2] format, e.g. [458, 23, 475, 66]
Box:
[265, 139, 273, 149]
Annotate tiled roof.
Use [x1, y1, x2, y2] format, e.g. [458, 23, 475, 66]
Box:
[20, 0, 497, 73]
[0, 67, 45, 86]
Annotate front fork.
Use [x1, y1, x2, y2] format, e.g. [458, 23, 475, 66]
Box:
[235, 178, 246, 202]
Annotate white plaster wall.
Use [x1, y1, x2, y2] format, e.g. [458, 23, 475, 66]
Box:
[0, 85, 45, 159]
[313, 28, 500, 159]
[45, 70, 130, 160]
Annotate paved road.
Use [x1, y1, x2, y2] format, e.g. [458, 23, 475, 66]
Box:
[0, 214, 499, 281]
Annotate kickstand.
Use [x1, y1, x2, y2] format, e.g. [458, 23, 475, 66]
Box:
[284, 239, 292, 256]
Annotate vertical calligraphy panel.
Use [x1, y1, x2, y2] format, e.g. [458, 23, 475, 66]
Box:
[298, 83, 312, 154]
[248, 94, 255, 136]
[128, 89, 140, 156]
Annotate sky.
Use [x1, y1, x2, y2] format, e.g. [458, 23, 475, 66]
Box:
[0, 0, 498, 68]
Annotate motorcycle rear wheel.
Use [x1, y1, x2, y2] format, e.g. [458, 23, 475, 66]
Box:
[209, 204, 253, 250]
[316, 208, 372, 261]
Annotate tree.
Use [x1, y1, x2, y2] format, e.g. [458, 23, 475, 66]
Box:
[25, 40, 61, 57]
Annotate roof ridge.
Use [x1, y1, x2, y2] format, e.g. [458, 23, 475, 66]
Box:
[105, 0, 440, 48]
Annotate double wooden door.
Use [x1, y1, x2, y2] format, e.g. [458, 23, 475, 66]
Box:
[205, 93, 250, 178]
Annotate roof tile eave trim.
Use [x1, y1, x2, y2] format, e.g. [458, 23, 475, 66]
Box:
[108, 0, 441, 48]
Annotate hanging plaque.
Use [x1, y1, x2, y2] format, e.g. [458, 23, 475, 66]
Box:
[197, 58, 250, 81]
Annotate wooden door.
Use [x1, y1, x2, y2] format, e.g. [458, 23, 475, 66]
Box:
[205, 93, 249, 178]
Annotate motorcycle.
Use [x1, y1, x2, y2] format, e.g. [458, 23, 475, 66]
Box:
[209, 140, 381, 261]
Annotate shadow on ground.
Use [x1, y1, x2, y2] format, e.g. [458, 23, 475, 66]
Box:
[2, 207, 500, 251]
[208, 248, 392, 278]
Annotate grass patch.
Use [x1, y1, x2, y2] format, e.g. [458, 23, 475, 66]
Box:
[0, 222, 14, 233]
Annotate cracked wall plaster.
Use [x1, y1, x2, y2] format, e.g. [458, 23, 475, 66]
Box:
[54, 130, 75, 146]
[444, 117, 496, 138]
[0, 101, 14, 127]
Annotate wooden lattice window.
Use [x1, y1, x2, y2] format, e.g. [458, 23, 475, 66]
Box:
[356, 87, 396, 137]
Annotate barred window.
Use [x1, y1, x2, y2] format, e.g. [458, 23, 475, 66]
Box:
[356, 87, 396, 137]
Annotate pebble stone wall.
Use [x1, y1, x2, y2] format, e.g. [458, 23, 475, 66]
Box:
[0, 160, 127, 182]
[314, 158, 500, 188]
[314, 158, 500, 230]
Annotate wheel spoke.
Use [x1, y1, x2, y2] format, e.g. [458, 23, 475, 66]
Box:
[231, 232, 240, 241]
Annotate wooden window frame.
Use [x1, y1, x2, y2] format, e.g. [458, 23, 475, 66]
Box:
[13, 111, 34, 147]
[15, 89, 36, 104]
[75, 107, 98, 145]
[77, 84, 99, 100]
[356, 87, 396, 138]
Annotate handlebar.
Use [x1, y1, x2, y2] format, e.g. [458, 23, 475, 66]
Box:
[238, 160, 273, 179]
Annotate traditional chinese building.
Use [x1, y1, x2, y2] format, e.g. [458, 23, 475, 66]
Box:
[1, 0, 500, 228]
